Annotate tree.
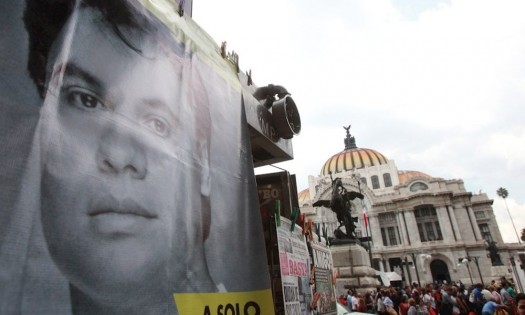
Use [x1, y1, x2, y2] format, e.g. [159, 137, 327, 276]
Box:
[496, 187, 521, 244]
[497, 187, 509, 199]
[521, 228, 525, 243]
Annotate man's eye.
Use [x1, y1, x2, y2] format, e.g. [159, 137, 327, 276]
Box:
[66, 88, 104, 110]
[143, 117, 170, 137]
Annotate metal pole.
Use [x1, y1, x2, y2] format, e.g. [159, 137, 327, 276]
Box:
[411, 253, 421, 288]
[356, 179, 373, 264]
[472, 257, 484, 285]
[465, 261, 474, 285]
[404, 256, 413, 286]
[503, 198, 521, 244]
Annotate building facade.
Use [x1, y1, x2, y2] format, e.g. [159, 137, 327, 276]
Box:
[298, 128, 524, 289]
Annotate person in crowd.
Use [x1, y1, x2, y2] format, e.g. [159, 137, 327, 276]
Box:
[500, 282, 514, 309]
[440, 284, 455, 315]
[481, 295, 509, 315]
[407, 298, 418, 315]
[452, 285, 469, 315]
[399, 295, 410, 315]
[515, 293, 525, 315]
[418, 297, 430, 315]
[488, 285, 502, 304]
[339, 294, 348, 306]
[378, 290, 387, 315]
[384, 290, 395, 309]
[434, 283, 444, 313]
[423, 287, 437, 315]
[472, 283, 486, 315]
[389, 287, 401, 312]
[358, 293, 368, 312]
[365, 291, 376, 314]
[506, 282, 516, 299]
[455, 286, 470, 315]
[347, 289, 354, 311]
[352, 290, 360, 312]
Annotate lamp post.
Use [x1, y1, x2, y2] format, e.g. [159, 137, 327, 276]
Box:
[470, 256, 484, 285]
[460, 258, 474, 285]
[460, 256, 484, 285]
[410, 253, 421, 288]
[410, 253, 431, 288]
[403, 256, 413, 286]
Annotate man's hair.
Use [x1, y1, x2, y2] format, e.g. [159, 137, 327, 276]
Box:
[516, 293, 525, 303]
[24, 0, 176, 97]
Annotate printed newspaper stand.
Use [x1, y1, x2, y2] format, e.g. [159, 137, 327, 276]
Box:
[258, 216, 338, 315]
[257, 172, 337, 315]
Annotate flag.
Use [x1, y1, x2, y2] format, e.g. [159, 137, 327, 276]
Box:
[363, 209, 368, 227]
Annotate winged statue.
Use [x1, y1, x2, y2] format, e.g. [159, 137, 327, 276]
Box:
[313, 177, 364, 239]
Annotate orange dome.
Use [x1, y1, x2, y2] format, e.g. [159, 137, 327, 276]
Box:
[298, 188, 311, 205]
[321, 148, 388, 176]
[397, 170, 433, 185]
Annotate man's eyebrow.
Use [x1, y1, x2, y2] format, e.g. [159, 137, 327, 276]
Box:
[142, 98, 179, 124]
[59, 62, 104, 91]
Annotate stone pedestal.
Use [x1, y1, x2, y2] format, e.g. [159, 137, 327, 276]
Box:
[331, 240, 379, 294]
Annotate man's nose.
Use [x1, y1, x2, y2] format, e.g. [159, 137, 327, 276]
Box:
[96, 125, 147, 179]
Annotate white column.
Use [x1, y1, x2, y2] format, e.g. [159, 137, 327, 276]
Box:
[398, 211, 409, 245]
[437, 205, 454, 242]
[404, 210, 421, 244]
[369, 214, 382, 246]
[466, 205, 483, 241]
[448, 205, 463, 241]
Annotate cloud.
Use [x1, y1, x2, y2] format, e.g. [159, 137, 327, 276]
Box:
[193, 0, 525, 238]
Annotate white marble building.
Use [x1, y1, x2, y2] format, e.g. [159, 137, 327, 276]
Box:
[298, 128, 524, 288]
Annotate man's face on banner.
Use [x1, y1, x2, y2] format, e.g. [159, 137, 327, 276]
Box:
[39, 7, 205, 301]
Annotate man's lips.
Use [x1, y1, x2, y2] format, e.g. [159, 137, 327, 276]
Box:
[89, 195, 157, 219]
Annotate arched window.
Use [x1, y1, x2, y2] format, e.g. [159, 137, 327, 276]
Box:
[479, 223, 493, 242]
[383, 173, 392, 187]
[379, 213, 400, 246]
[414, 205, 443, 242]
[371, 175, 380, 189]
[410, 182, 428, 192]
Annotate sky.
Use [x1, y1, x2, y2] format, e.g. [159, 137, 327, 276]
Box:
[192, 0, 525, 244]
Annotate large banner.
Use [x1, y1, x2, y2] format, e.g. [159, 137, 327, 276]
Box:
[0, 1, 272, 314]
[276, 217, 312, 315]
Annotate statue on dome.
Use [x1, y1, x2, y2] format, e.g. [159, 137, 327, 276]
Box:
[343, 125, 357, 150]
[313, 175, 364, 239]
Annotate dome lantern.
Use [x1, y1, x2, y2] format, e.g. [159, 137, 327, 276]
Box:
[320, 125, 388, 176]
[344, 125, 357, 150]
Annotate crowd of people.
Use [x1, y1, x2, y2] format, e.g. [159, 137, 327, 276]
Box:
[338, 278, 525, 315]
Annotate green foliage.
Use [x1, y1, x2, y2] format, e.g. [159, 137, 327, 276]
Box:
[521, 228, 525, 243]
[497, 187, 509, 199]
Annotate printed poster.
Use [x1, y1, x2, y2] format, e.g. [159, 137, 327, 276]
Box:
[276, 217, 312, 315]
[310, 241, 337, 315]
[0, 0, 273, 314]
